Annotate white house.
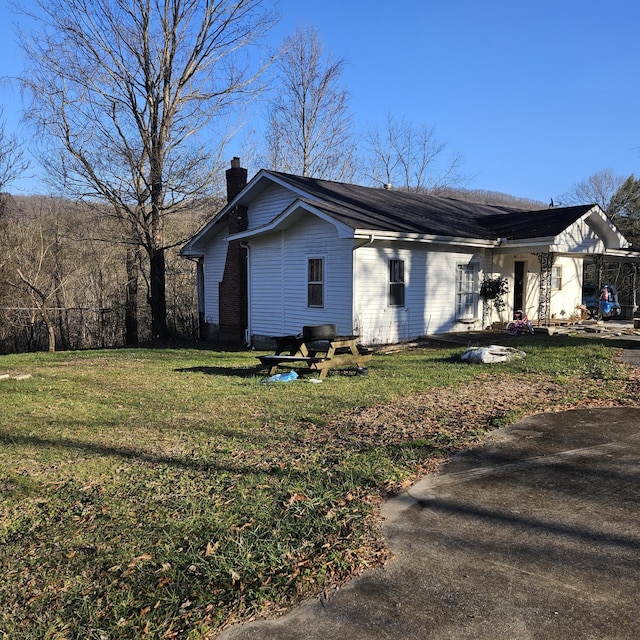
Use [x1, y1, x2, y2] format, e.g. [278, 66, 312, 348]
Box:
[181, 160, 638, 347]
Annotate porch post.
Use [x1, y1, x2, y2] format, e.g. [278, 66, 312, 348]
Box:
[534, 252, 555, 326]
[593, 254, 604, 320]
[594, 254, 604, 291]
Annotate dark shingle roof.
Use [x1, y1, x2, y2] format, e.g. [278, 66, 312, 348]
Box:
[268, 171, 593, 240]
[478, 205, 594, 240]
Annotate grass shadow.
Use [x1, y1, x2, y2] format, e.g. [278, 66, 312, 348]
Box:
[176, 364, 264, 378]
[176, 364, 369, 379]
[0, 431, 300, 479]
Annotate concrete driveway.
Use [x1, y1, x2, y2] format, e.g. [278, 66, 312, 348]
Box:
[219, 407, 640, 640]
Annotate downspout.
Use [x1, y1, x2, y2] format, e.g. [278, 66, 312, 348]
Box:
[241, 242, 251, 346]
[355, 234, 376, 249]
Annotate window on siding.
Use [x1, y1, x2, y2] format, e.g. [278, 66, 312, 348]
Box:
[307, 258, 324, 308]
[389, 259, 405, 307]
[456, 264, 477, 319]
[551, 265, 562, 290]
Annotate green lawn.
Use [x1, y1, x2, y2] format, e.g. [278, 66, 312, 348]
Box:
[1, 335, 638, 639]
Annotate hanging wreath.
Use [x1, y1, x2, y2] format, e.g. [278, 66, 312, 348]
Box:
[480, 277, 508, 313]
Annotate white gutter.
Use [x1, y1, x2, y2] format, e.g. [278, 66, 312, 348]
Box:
[354, 234, 376, 249]
[230, 221, 502, 248]
[352, 230, 500, 248]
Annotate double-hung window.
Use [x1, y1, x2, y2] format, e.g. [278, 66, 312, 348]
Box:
[551, 265, 562, 290]
[307, 257, 324, 308]
[456, 263, 477, 320]
[389, 259, 405, 307]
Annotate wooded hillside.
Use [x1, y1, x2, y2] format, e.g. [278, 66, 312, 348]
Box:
[0, 194, 216, 354]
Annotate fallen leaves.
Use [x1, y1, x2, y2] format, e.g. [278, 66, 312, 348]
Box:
[204, 541, 219, 556]
[4, 345, 640, 640]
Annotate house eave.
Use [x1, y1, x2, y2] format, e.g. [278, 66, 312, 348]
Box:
[180, 247, 205, 258]
[600, 247, 640, 262]
[492, 237, 558, 253]
[353, 230, 499, 248]
[583, 205, 628, 250]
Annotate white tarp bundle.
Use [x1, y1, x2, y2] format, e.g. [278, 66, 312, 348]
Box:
[460, 345, 526, 364]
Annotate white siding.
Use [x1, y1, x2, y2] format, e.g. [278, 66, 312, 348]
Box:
[247, 183, 299, 230]
[556, 219, 606, 254]
[549, 256, 584, 320]
[249, 214, 354, 339]
[492, 253, 584, 323]
[249, 232, 285, 336]
[354, 243, 489, 344]
[202, 229, 228, 324]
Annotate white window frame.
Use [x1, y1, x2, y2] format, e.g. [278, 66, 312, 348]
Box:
[456, 263, 478, 320]
[551, 265, 562, 290]
[307, 256, 325, 308]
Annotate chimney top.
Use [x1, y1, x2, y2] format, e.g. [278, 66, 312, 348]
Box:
[226, 157, 248, 203]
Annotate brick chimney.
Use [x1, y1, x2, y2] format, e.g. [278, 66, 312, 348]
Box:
[218, 158, 249, 344]
[226, 156, 248, 203]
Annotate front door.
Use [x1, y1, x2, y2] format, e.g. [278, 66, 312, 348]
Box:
[513, 261, 525, 312]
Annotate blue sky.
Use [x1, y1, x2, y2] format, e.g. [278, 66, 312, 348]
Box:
[2, 0, 639, 202]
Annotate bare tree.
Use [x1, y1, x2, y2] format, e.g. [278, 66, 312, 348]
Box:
[16, 0, 276, 339]
[557, 169, 640, 239]
[264, 25, 357, 181]
[363, 113, 464, 192]
[0, 107, 29, 191]
[557, 168, 625, 211]
[2, 198, 78, 352]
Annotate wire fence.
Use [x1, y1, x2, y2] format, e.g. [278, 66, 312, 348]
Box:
[0, 304, 199, 354]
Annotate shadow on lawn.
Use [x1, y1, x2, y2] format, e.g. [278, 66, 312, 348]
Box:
[176, 365, 364, 378]
[176, 365, 264, 378]
[0, 432, 299, 478]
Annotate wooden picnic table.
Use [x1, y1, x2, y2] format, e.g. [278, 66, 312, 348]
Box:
[257, 335, 372, 379]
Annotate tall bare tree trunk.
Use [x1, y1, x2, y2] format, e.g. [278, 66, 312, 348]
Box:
[149, 247, 168, 339]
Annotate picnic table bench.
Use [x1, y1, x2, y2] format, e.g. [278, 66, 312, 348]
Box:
[257, 334, 372, 379]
